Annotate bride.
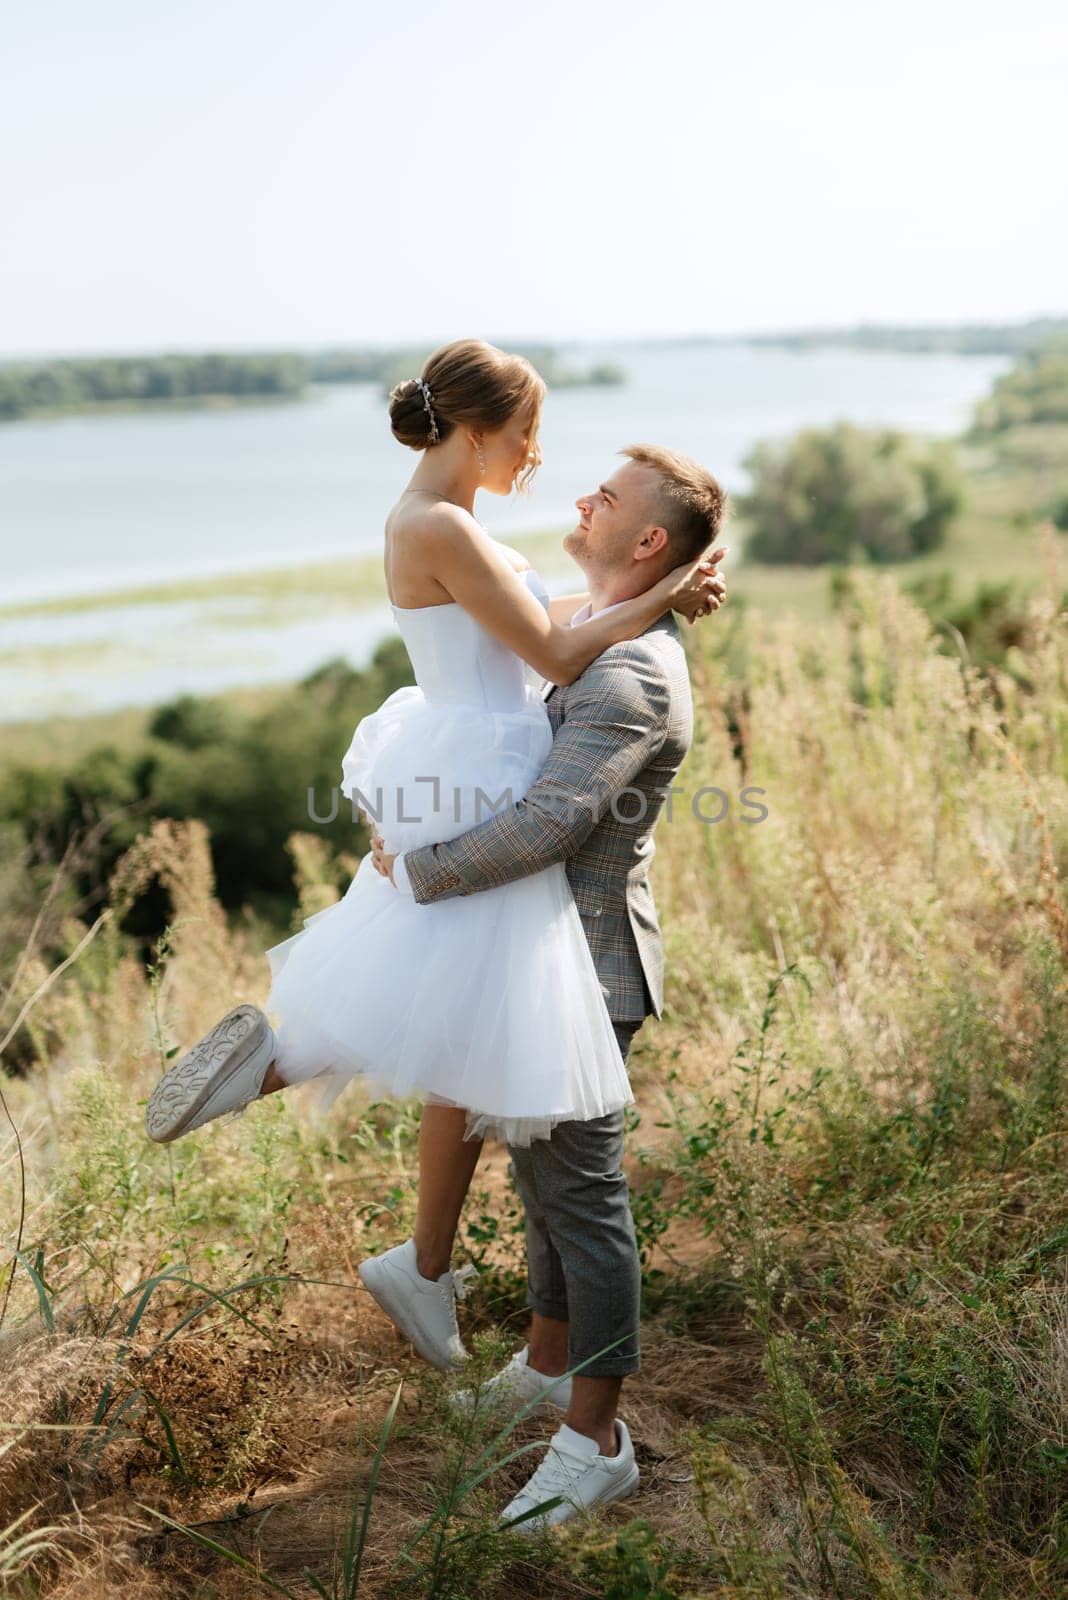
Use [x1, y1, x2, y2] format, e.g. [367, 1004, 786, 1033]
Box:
[145, 338, 722, 1365]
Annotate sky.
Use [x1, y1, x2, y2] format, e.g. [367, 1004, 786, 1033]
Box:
[3, 0, 1067, 356]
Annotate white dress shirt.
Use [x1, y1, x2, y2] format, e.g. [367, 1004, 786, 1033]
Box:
[390, 592, 625, 896]
[566, 596, 628, 627]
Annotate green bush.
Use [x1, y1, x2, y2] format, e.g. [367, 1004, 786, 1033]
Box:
[0, 635, 416, 948]
[740, 422, 962, 565]
[866, 569, 1068, 672]
[147, 695, 240, 750]
[1047, 492, 1068, 532]
[973, 339, 1068, 432]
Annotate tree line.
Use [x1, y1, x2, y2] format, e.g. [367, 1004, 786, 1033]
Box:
[971, 338, 1068, 432]
[745, 316, 1068, 357]
[0, 351, 308, 420]
[0, 344, 624, 421]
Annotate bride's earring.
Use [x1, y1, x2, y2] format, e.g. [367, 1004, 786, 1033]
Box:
[476, 440, 486, 476]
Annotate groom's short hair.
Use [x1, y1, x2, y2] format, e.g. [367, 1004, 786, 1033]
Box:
[622, 444, 726, 565]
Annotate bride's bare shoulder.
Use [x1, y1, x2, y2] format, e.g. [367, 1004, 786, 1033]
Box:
[386, 498, 475, 543]
[384, 501, 480, 606]
[387, 503, 530, 571]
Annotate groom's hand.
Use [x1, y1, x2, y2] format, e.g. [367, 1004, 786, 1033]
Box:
[370, 828, 397, 887]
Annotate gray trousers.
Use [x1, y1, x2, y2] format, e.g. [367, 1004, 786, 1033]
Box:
[506, 1019, 643, 1379]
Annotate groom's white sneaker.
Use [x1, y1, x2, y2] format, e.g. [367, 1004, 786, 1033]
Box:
[448, 1343, 573, 1419]
[498, 1417, 639, 1533]
[144, 1004, 277, 1143]
[358, 1238, 477, 1371]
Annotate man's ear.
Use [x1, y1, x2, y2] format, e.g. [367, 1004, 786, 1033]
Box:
[634, 525, 671, 564]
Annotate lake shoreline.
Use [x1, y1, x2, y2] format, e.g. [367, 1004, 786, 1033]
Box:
[1, 345, 1012, 722]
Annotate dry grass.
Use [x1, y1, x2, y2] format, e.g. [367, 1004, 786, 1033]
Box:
[1, 536, 1067, 1596]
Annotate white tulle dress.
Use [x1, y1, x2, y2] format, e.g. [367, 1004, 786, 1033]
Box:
[262, 566, 633, 1146]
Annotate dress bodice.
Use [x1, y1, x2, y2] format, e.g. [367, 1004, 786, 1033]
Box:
[390, 567, 550, 710]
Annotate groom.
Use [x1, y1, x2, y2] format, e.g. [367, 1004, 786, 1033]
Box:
[371, 443, 727, 1530]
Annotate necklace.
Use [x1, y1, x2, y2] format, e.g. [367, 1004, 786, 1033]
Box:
[400, 488, 466, 507]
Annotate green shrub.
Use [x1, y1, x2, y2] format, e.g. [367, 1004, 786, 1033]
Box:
[740, 423, 962, 565]
[973, 339, 1068, 432]
[0, 636, 416, 948]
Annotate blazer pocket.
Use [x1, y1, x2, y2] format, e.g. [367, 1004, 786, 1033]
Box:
[570, 878, 606, 917]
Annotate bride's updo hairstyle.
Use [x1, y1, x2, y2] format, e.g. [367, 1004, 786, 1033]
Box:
[388, 339, 546, 491]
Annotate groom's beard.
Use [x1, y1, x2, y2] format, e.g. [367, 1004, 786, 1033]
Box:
[564, 528, 615, 586]
[562, 527, 588, 565]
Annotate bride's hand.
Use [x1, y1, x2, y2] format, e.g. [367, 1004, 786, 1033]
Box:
[370, 828, 397, 887]
[660, 547, 728, 625]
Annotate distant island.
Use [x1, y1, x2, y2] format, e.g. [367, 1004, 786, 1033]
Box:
[0, 343, 626, 424]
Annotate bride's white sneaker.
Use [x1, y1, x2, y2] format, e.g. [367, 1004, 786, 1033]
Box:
[358, 1238, 477, 1371]
[498, 1417, 639, 1533]
[144, 1003, 277, 1143]
[448, 1343, 572, 1419]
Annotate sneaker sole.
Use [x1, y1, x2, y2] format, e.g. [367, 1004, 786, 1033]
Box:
[358, 1256, 467, 1372]
[597, 1461, 641, 1508]
[145, 1004, 273, 1143]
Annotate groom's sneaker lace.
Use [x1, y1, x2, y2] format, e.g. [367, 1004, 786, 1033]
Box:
[449, 1263, 479, 1301]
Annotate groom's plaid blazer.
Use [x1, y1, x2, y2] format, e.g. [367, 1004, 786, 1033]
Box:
[400, 612, 694, 1022]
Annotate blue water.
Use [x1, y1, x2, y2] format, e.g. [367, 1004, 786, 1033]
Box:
[0, 342, 1007, 720]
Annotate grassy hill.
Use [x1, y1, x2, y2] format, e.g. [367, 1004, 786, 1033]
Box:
[2, 341, 1067, 1594]
[1, 554, 1067, 1595]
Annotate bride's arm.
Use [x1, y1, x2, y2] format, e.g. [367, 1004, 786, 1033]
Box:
[422, 508, 723, 688]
